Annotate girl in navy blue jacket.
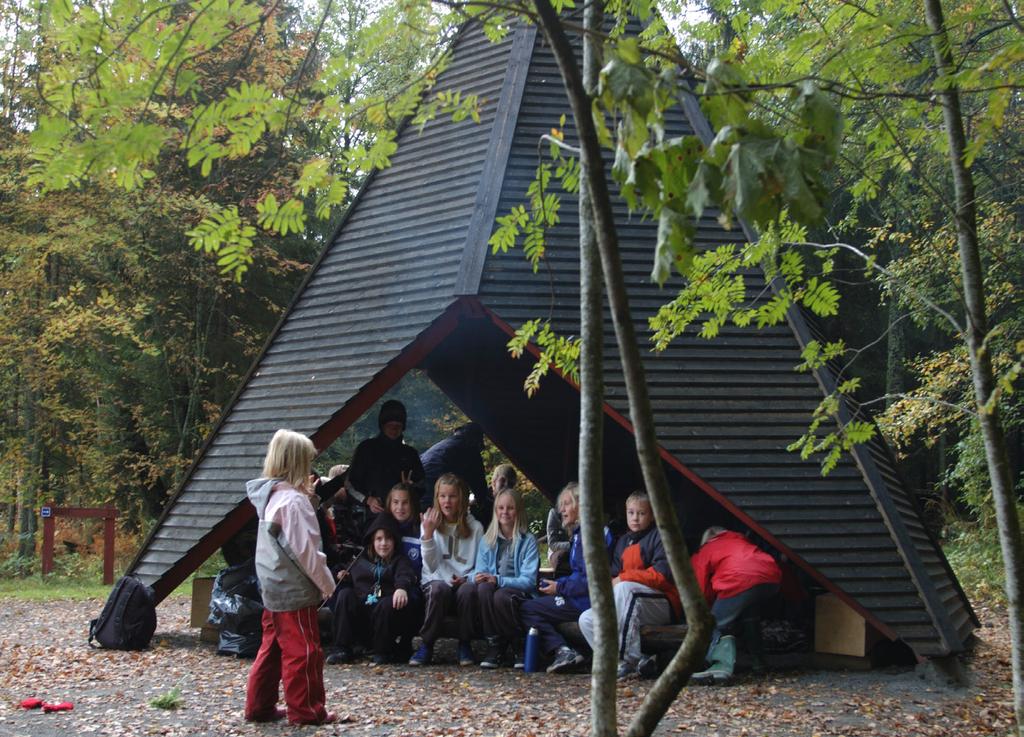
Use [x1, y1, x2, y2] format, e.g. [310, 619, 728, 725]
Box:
[519, 482, 612, 673]
[468, 487, 539, 668]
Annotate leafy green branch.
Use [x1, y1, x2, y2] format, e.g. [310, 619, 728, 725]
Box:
[786, 390, 876, 475]
[29, 0, 473, 281]
[507, 318, 581, 397]
[490, 114, 585, 384]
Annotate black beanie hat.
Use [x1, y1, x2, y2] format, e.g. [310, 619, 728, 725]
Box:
[378, 399, 407, 432]
[363, 512, 401, 547]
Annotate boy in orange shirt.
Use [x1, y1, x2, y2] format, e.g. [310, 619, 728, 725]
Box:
[578, 491, 681, 679]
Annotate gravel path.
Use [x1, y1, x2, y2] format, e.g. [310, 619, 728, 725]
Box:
[0, 595, 1014, 736]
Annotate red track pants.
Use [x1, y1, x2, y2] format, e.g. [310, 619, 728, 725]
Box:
[245, 605, 329, 725]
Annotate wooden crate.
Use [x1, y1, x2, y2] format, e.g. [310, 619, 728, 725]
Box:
[814, 593, 879, 657]
[190, 576, 216, 628]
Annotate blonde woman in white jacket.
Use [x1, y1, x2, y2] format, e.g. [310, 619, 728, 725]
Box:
[409, 473, 483, 666]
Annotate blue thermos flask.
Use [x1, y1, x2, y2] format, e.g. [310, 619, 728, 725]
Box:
[524, 626, 540, 673]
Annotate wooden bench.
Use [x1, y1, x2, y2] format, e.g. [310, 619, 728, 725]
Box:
[435, 618, 688, 654]
[556, 621, 689, 653]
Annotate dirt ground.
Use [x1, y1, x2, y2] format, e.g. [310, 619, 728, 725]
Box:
[0, 595, 1014, 737]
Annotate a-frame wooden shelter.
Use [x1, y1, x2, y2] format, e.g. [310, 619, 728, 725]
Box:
[128, 22, 976, 660]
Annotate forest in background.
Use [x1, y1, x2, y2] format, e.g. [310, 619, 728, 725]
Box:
[0, 0, 1019, 608]
[0, 0, 442, 567]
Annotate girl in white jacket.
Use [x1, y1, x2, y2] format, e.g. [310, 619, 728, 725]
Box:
[408, 473, 483, 666]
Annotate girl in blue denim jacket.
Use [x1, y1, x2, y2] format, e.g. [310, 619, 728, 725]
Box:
[469, 487, 538, 668]
[519, 482, 612, 673]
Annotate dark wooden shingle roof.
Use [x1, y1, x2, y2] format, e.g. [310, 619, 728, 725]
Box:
[129, 21, 975, 658]
[129, 26, 523, 587]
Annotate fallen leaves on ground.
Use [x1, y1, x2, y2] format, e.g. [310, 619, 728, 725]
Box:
[0, 598, 1014, 736]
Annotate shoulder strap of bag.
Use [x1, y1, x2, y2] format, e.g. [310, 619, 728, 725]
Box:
[88, 576, 129, 647]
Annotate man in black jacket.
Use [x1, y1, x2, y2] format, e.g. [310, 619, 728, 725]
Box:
[419, 422, 489, 521]
[345, 400, 425, 514]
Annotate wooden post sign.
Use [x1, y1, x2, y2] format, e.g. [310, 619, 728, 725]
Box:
[40, 505, 119, 584]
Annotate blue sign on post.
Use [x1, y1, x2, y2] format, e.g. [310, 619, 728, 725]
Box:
[40, 506, 52, 518]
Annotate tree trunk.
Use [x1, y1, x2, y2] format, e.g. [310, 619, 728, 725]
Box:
[577, 2, 618, 733]
[18, 504, 36, 559]
[937, 434, 950, 509]
[17, 385, 39, 560]
[884, 248, 905, 409]
[923, 1, 1024, 733]
[531, 3, 714, 734]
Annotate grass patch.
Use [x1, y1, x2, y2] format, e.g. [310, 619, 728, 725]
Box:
[943, 518, 1007, 606]
[0, 548, 119, 599]
[150, 686, 184, 710]
[0, 548, 228, 601]
[0, 575, 112, 600]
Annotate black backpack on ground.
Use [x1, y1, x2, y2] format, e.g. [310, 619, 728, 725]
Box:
[88, 575, 157, 650]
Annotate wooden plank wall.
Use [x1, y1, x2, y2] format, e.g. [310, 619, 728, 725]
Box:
[475, 25, 972, 657]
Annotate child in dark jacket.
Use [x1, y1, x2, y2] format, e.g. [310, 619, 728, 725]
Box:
[578, 491, 680, 679]
[386, 483, 422, 577]
[327, 512, 421, 665]
[386, 482, 424, 659]
[519, 482, 612, 673]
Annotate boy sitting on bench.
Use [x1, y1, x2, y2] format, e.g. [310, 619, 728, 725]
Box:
[578, 491, 681, 679]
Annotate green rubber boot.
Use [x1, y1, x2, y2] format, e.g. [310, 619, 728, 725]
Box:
[741, 616, 766, 674]
[690, 635, 737, 686]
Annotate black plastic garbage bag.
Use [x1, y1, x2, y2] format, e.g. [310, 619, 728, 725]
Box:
[208, 559, 263, 658]
[216, 627, 263, 659]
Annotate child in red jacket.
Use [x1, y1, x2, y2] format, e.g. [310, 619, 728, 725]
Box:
[578, 491, 681, 679]
[689, 526, 782, 684]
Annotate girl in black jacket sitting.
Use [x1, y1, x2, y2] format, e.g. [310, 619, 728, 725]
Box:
[326, 513, 421, 665]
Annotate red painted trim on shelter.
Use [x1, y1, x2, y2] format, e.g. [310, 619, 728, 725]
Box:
[153, 504, 253, 601]
[310, 300, 468, 452]
[475, 300, 901, 644]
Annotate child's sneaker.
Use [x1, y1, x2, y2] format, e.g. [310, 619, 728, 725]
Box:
[245, 707, 286, 722]
[325, 647, 353, 665]
[512, 639, 526, 669]
[457, 640, 475, 666]
[637, 654, 659, 679]
[616, 660, 638, 680]
[547, 646, 584, 674]
[513, 649, 525, 669]
[408, 643, 433, 666]
[480, 636, 506, 669]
